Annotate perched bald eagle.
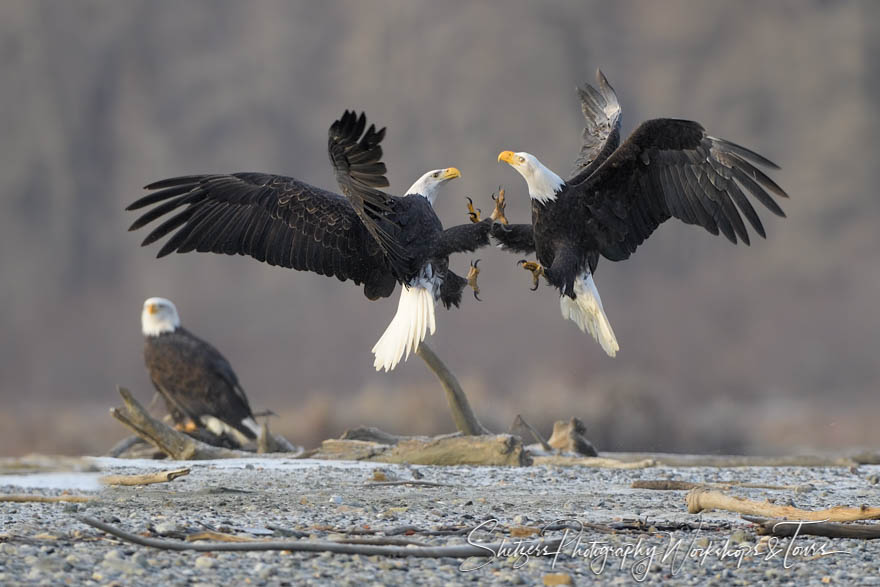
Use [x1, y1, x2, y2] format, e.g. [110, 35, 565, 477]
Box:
[495, 70, 788, 356]
[141, 297, 259, 447]
[127, 111, 494, 371]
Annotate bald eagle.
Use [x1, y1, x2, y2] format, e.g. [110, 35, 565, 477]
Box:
[141, 297, 259, 447]
[495, 70, 788, 356]
[127, 111, 494, 371]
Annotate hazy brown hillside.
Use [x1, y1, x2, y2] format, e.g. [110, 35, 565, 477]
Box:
[1, 0, 878, 456]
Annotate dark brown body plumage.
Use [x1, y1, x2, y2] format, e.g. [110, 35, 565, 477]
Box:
[144, 327, 256, 442]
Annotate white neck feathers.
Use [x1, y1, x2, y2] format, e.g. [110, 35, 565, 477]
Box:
[405, 173, 441, 206]
[525, 161, 565, 204]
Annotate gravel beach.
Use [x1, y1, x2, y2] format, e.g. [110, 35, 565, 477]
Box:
[1, 457, 879, 585]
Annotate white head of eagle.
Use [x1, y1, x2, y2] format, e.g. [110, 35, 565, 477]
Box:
[497, 151, 565, 204]
[141, 297, 181, 336]
[405, 167, 461, 205]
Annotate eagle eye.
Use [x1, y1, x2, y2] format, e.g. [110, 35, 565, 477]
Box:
[432, 172, 440, 178]
[517, 156, 526, 163]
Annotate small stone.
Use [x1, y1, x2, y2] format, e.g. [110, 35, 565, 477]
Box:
[153, 522, 181, 535]
[194, 556, 215, 569]
[26, 568, 46, 581]
[543, 572, 573, 586]
[104, 549, 124, 561]
[0, 544, 16, 555]
[329, 495, 343, 505]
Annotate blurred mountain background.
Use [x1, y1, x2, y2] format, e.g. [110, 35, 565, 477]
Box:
[1, 0, 878, 456]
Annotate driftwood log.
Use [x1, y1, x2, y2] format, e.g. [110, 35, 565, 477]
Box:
[601, 452, 862, 468]
[632, 480, 804, 491]
[78, 515, 563, 558]
[743, 516, 880, 539]
[111, 387, 298, 460]
[546, 418, 598, 456]
[0, 495, 94, 503]
[687, 487, 880, 521]
[531, 455, 655, 469]
[312, 434, 528, 466]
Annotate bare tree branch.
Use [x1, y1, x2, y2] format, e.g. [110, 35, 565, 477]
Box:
[77, 515, 562, 558]
[416, 342, 489, 436]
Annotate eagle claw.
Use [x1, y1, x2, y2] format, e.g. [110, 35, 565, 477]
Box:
[466, 197, 482, 223]
[467, 259, 482, 301]
[490, 188, 508, 225]
[518, 259, 545, 291]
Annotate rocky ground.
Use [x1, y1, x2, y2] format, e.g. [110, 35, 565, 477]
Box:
[1, 457, 879, 585]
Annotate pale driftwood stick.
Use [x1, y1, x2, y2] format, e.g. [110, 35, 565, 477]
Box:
[416, 342, 490, 436]
[687, 487, 880, 521]
[633, 480, 801, 491]
[531, 455, 655, 469]
[510, 415, 552, 452]
[77, 515, 562, 557]
[1, 495, 94, 503]
[603, 452, 859, 468]
[742, 516, 880, 540]
[364, 480, 450, 488]
[100, 468, 190, 486]
[186, 531, 262, 543]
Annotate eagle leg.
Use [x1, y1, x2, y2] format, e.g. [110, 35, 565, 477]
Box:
[518, 259, 545, 291]
[490, 188, 508, 225]
[466, 197, 482, 223]
[467, 259, 482, 301]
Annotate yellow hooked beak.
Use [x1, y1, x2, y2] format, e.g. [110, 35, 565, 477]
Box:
[498, 151, 516, 165]
[442, 167, 461, 180]
[148, 303, 159, 315]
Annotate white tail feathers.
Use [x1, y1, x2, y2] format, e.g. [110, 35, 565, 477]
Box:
[372, 278, 438, 372]
[200, 415, 258, 447]
[559, 271, 619, 357]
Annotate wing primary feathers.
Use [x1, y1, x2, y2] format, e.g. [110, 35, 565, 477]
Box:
[730, 167, 787, 217]
[569, 69, 623, 182]
[126, 183, 195, 212]
[709, 136, 781, 170]
[128, 193, 193, 231]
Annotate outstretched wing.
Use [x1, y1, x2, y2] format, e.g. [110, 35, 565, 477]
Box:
[573, 118, 788, 261]
[568, 70, 622, 183]
[127, 173, 398, 297]
[327, 110, 408, 271]
[430, 220, 492, 259]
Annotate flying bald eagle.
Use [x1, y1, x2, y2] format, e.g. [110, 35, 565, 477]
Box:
[495, 70, 788, 356]
[141, 297, 259, 447]
[127, 111, 495, 371]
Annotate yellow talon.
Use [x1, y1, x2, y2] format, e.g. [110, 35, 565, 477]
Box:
[491, 188, 508, 225]
[466, 197, 482, 223]
[467, 259, 482, 301]
[518, 260, 545, 291]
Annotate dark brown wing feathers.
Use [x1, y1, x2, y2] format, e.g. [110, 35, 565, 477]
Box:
[574, 118, 788, 260]
[127, 172, 395, 295]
